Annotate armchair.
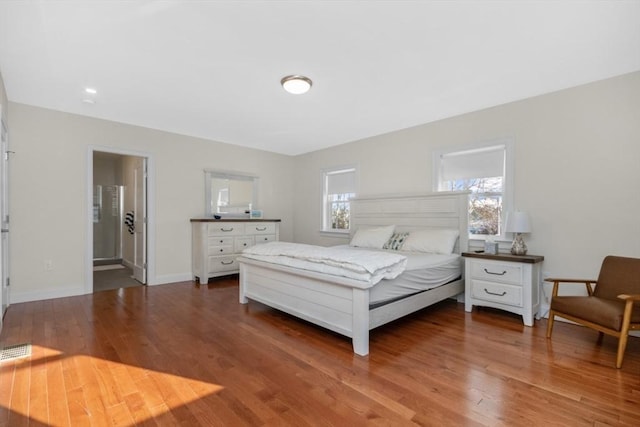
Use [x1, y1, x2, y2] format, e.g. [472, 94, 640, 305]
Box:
[545, 255, 640, 368]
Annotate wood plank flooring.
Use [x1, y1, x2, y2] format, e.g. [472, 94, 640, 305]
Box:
[0, 277, 638, 426]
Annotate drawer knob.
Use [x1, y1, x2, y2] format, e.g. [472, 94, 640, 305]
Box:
[256, 227, 267, 231]
[221, 260, 234, 265]
[484, 288, 507, 297]
[220, 249, 224, 252]
[221, 228, 234, 232]
[484, 268, 507, 276]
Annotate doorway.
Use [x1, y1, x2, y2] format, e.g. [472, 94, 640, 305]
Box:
[89, 149, 151, 293]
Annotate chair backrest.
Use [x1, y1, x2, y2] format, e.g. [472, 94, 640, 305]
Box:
[593, 256, 640, 300]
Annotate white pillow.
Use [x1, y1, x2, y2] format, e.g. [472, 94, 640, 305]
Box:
[402, 229, 459, 254]
[349, 225, 395, 249]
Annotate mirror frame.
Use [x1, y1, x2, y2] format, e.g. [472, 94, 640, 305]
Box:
[204, 169, 259, 217]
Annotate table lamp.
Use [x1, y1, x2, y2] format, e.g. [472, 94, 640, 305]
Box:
[505, 211, 531, 255]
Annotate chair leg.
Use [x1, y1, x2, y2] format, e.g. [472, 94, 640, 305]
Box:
[616, 334, 629, 369]
[546, 310, 555, 338]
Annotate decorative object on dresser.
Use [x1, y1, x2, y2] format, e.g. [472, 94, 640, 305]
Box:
[462, 251, 543, 326]
[504, 211, 531, 255]
[238, 191, 470, 356]
[546, 255, 640, 368]
[191, 218, 280, 285]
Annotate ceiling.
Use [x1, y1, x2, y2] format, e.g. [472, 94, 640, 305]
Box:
[1, 1, 639, 156]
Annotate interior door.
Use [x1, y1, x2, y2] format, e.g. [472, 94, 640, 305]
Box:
[132, 157, 147, 284]
[0, 117, 9, 317]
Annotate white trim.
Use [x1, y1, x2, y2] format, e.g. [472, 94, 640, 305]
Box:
[154, 273, 193, 285]
[11, 285, 86, 303]
[86, 146, 156, 294]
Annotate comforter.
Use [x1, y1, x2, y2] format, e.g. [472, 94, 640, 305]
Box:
[240, 241, 407, 284]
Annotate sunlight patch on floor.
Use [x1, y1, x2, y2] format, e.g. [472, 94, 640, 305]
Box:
[0, 345, 225, 425]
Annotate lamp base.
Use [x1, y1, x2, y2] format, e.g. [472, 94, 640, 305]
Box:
[510, 233, 528, 255]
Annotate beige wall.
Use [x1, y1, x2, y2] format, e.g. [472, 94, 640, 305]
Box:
[5, 71, 640, 304]
[8, 103, 294, 301]
[0, 70, 7, 123]
[293, 72, 640, 298]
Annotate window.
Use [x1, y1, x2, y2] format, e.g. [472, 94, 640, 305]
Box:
[322, 167, 356, 232]
[433, 140, 513, 239]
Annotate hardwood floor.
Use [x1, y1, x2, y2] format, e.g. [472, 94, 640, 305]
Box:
[0, 277, 638, 426]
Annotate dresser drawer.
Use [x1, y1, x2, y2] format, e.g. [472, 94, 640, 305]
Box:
[246, 223, 276, 235]
[209, 237, 233, 246]
[234, 237, 254, 252]
[208, 255, 238, 273]
[254, 234, 276, 244]
[471, 279, 523, 307]
[208, 223, 244, 236]
[208, 245, 234, 255]
[470, 261, 523, 285]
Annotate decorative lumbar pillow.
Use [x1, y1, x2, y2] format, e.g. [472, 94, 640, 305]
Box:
[349, 225, 396, 249]
[383, 232, 409, 250]
[402, 229, 460, 254]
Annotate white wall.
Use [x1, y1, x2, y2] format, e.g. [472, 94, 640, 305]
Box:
[293, 71, 640, 307]
[8, 103, 294, 302]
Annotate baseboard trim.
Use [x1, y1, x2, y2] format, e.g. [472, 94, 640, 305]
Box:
[152, 273, 193, 286]
[11, 286, 87, 304]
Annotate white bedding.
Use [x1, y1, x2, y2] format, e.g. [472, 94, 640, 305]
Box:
[241, 241, 407, 284]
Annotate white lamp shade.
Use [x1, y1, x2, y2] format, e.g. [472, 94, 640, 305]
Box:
[505, 211, 531, 233]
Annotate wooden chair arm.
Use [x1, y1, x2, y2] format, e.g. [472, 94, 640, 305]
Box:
[545, 278, 597, 297]
[544, 278, 597, 284]
[618, 294, 640, 302]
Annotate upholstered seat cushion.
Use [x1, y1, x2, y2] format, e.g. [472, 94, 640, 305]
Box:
[551, 296, 640, 331]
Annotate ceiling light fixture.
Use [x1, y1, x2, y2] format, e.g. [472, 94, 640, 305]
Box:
[84, 87, 97, 95]
[281, 75, 312, 95]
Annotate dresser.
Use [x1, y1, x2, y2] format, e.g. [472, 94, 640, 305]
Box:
[191, 218, 281, 284]
[462, 252, 544, 326]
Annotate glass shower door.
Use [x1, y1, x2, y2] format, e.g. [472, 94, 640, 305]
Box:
[93, 185, 123, 262]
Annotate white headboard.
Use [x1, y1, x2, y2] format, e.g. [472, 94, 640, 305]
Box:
[350, 191, 470, 254]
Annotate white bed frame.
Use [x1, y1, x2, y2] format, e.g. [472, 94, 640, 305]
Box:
[238, 191, 469, 356]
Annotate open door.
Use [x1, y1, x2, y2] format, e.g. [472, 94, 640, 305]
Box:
[133, 157, 147, 284]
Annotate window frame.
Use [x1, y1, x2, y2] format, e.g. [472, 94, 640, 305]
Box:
[432, 138, 514, 241]
[321, 165, 357, 234]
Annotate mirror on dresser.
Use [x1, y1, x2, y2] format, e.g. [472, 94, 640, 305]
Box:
[204, 170, 258, 217]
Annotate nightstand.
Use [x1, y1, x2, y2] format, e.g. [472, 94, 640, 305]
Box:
[462, 252, 544, 326]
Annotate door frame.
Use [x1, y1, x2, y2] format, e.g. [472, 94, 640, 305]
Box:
[86, 146, 155, 294]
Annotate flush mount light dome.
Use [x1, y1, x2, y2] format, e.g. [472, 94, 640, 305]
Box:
[281, 75, 312, 94]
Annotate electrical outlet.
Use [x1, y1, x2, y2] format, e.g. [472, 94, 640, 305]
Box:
[44, 260, 53, 271]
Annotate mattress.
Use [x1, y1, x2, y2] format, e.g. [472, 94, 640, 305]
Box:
[368, 251, 462, 305]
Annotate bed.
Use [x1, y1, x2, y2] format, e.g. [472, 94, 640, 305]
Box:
[238, 191, 469, 355]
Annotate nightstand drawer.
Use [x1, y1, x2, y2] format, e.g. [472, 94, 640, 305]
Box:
[470, 261, 523, 285]
[471, 279, 523, 307]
